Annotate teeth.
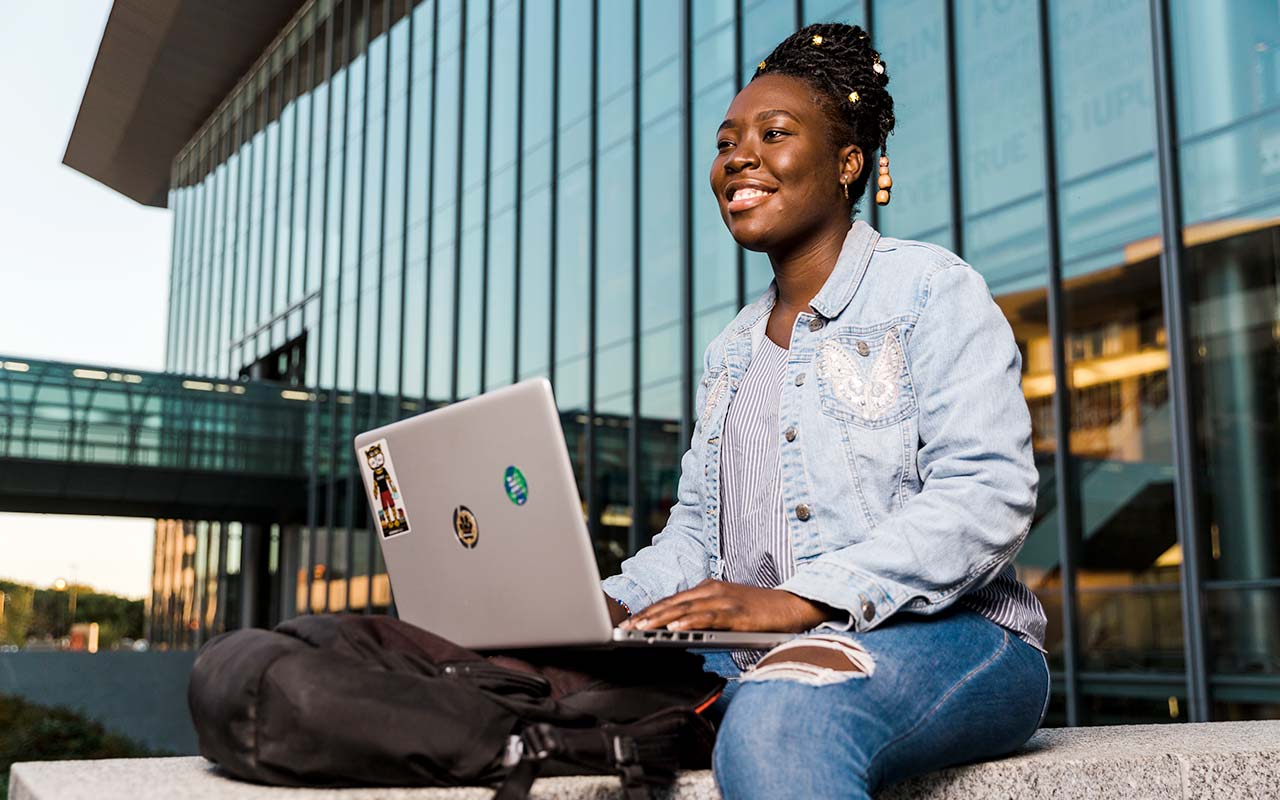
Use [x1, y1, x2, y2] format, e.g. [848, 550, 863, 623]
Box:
[733, 188, 769, 201]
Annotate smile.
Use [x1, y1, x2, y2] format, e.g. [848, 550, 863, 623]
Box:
[727, 186, 776, 213]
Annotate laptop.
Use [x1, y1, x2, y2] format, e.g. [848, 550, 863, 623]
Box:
[352, 377, 796, 652]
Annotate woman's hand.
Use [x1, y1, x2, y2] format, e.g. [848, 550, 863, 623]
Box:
[618, 579, 837, 633]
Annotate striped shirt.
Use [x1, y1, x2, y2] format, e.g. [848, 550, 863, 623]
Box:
[719, 337, 794, 668]
[718, 337, 1047, 665]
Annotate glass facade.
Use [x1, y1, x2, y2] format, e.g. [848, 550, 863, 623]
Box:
[159, 0, 1280, 723]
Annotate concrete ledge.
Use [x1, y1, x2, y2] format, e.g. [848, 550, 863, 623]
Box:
[11, 721, 1280, 799]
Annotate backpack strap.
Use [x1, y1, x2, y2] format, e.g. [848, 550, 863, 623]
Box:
[492, 723, 660, 800]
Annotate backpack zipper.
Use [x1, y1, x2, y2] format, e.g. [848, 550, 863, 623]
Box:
[441, 662, 552, 696]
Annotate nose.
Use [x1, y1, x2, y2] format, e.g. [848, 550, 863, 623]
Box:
[725, 141, 759, 174]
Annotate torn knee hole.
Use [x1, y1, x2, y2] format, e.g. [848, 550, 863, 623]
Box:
[741, 634, 875, 686]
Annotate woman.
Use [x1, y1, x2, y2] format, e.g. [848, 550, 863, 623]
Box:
[601, 23, 1050, 800]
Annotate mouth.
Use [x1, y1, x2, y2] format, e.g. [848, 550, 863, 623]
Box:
[725, 182, 777, 213]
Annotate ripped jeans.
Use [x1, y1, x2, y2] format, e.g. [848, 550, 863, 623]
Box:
[700, 609, 1049, 800]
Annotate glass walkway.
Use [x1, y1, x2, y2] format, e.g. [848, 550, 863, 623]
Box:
[0, 356, 314, 521]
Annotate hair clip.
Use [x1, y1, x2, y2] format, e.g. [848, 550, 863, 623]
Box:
[872, 54, 885, 74]
[811, 34, 824, 46]
[848, 91, 860, 104]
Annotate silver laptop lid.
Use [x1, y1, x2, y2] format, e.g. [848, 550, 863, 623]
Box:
[352, 378, 615, 649]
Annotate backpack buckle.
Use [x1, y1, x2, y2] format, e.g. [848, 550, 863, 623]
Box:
[611, 735, 639, 766]
[522, 723, 561, 761]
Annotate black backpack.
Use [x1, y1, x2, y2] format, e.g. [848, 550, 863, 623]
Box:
[187, 614, 725, 799]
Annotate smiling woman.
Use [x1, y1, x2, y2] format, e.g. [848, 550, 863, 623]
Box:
[602, 22, 1049, 800]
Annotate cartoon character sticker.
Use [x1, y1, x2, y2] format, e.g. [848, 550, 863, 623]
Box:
[360, 439, 411, 538]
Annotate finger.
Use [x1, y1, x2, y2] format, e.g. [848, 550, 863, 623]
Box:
[666, 609, 725, 631]
[633, 596, 723, 630]
[630, 584, 724, 628]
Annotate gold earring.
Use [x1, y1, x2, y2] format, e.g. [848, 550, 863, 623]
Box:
[842, 178, 849, 201]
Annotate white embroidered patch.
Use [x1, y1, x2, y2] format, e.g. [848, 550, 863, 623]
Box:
[699, 371, 729, 430]
[818, 333, 904, 420]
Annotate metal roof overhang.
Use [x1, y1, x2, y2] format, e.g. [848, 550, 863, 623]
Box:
[62, 0, 305, 209]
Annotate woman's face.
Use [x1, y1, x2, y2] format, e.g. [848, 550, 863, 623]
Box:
[709, 73, 859, 254]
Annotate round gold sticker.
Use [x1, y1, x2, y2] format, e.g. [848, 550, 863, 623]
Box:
[452, 505, 479, 548]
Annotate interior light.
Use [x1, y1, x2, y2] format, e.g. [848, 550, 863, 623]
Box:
[182, 380, 215, 391]
[73, 369, 109, 380]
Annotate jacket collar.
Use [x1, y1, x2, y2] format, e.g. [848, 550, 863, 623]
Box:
[732, 219, 881, 334]
[810, 219, 880, 319]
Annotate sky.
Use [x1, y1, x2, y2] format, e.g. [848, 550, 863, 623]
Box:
[0, 2, 171, 600]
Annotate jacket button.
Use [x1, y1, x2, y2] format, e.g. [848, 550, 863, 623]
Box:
[862, 600, 875, 622]
[856, 341, 870, 357]
[784, 426, 797, 442]
[795, 504, 811, 521]
[794, 373, 806, 386]
[808, 317, 824, 332]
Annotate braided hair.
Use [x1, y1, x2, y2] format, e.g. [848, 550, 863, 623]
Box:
[753, 23, 895, 211]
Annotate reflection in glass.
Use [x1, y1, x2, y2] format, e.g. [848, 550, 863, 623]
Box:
[873, 0, 951, 245]
[1207, 588, 1280, 677]
[1061, 251, 1183, 673]
[802, 0, 862, 27]
[1081, 683, 1187, 726]
[637, 0, 684, 555]
[1048, 0, 1183, 676]
[955, 0, 1060, 668]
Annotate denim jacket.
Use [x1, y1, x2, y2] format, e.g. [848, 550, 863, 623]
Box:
[603, 220, 1039, 632]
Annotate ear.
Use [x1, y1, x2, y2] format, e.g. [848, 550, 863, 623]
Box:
[838, 144, 864, 184]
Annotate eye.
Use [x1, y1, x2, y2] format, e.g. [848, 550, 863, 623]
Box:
[716, 138, 735, 152]
[763, 129, 789, 141]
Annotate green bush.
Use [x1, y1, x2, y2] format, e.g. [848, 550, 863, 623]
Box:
[0, 694, 157, 800]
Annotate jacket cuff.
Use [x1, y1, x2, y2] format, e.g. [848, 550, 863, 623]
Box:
[778, 560, 902, 633]
[601, 574, 655, 616]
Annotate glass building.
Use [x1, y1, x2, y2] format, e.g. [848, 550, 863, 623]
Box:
[122, 0, 1280, 726]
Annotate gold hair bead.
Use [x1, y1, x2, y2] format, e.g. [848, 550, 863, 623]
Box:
[812, 34, 824, 46]
[848, 91, 860, 104]
[758, 60, 766, 71]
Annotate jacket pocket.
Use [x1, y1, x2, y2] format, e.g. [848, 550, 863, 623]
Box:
[816, 325, 917, 430]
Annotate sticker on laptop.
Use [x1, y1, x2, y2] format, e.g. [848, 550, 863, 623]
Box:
[504, 466, 529, 506]
[453, 505, 479, 548]
[359, 439, 411, 538]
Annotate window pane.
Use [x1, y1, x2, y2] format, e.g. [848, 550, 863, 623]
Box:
[803, 0, 862, 26]
[428, 0, 462, 402]
[638, 1, 684, 554]
[1052, 0, 1182, 676]
[484, 0, 520, 391]
[403, 0, 434, 401]
[518, 1, 554, 381]
[1169, 1, 1280, 587]
[955, 0, 1065, 670]
[873, 0, 952, 244]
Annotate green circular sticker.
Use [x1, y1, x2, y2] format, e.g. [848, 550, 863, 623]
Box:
[504, 466, 529, 506]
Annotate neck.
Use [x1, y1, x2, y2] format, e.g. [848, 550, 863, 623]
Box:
[768, 219, 853, 311]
